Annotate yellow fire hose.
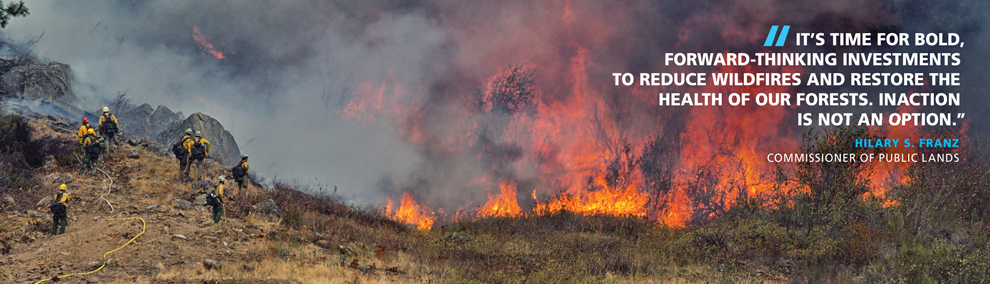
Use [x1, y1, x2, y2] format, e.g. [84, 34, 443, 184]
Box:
[33, 217, 146, 284]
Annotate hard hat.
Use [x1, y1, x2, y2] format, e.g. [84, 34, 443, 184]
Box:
[195, 131, 202, 137]
[102, 106, 110, 113]
[59, 184, 67, 191]
[241, 154, 248, 159]
[82, 117, 88, 123]
[87, 128, 95, 135]
[185, 128, 193, 135]
[217, 176, 226, 182]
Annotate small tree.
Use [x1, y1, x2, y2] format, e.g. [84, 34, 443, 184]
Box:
[0, 1, 27, 29]
[483, 65, 537, 115]
[637, 134, 680, 215]
[794, 126, 881, 231]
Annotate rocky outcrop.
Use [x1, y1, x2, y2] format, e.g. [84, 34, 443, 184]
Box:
[156, 112, 240, 165]
[0, 61, 74, 102]
[118, 103, 183, 139]
[0, 60, 85, 121]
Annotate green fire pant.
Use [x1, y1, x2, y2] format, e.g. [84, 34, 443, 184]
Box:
[178, 155, 188, 172]
[186, 157, 205, 179]
[80, 154, 96, 175]
[212, 203, 224, 223]
[52, 215, 67, 235]
[103, 133, 115, 152]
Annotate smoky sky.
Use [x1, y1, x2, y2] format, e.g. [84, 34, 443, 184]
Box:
[1, 0, 987, 210]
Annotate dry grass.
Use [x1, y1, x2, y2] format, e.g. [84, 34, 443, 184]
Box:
[9, 118, 990, 283]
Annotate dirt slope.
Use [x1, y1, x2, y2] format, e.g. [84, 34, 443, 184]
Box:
[0, 118, 425, 284]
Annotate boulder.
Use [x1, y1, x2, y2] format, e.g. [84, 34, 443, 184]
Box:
[252, 199, 281, 217]
[31, 212, 45, 218]
[156, 112, 241, 165]
[36, 196, 52, 207]
[88, 261, 103, 270]
[193, 194, 207, 206]
[172, 199, 192, 210]
[56, 175, 74, 185]
[41, 174, 59, 183]
[0, 61, 74, 101]
[203, 259, 221, 270]
[171, 234, 187, 241]
[41, 173, 73, 186]
[192, 180, 216, 192]
[126, 150, 140, 159]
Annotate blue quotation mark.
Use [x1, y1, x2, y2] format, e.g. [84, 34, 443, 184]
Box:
[763, 25, 790, 47]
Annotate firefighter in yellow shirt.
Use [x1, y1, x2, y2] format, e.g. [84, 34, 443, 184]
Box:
[76, 117, 94, 153]
[209, 176, 225, 223]
[232, 154, 249, 193]
[50, 184, 70, 235]
[184, 131, 211, 180]
[98, 106, 119, 152]
[79, 129, 101, 175]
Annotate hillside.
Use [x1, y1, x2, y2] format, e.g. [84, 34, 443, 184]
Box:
[0, 116, 432, 283]
[3, 115, 989, 283]
[0, 115, 794, 284]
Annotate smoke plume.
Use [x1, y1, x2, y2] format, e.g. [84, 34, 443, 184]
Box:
[1, 0, 986, 217]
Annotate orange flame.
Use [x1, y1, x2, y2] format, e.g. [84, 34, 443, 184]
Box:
[192, 26, 225, 59]
[534, 174, 648, 217]
[478, 180, 523, 218]
[370, 3, 971, 229]
[385, 192, 435, 230]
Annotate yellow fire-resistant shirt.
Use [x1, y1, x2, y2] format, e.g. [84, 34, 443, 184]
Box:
[77, 124, 93, 139]
[53, 192, 70, 204]
[185, 137, 211, 156]
[98, 114, 118, 129]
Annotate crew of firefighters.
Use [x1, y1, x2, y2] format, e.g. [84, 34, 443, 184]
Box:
[52, 106, 252, 234]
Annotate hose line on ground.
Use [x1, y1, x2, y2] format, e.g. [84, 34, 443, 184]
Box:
[33, 217, 146, 284]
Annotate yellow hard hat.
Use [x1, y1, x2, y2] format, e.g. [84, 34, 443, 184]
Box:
[87, 128, 96, 135]
[59, 184, 67, 191]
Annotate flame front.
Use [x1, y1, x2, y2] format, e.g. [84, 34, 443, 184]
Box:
[344, 2, 969, 230]
[385, 192, 435, 230]
[534, 175, 648, 217]
[478, 181, 523, 218]
[192, 26, 224, 59]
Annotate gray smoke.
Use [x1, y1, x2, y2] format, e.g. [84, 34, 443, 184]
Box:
[0, 0, 986, 213]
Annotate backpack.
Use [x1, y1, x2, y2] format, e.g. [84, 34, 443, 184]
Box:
[49, 193, 67, 217]
[172, 138, 190, 157]
[231, 164, 245, 179]
[190, 141, 206, 159]
[85, 136, 102, 157]
[101, 115, 117, 134]
[206, 192, 219, 207]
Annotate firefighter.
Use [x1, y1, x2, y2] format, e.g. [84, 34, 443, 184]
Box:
[76, 117, 94, 153]
[79, 129, 101, 175]
[172, 128, 193, 173]
[209, 176, 225, 223]
[50, 184, 69, 235]
[98, 106, 119, 153]
[232, 154, 249, 193]
[184, 131, 211, 180]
